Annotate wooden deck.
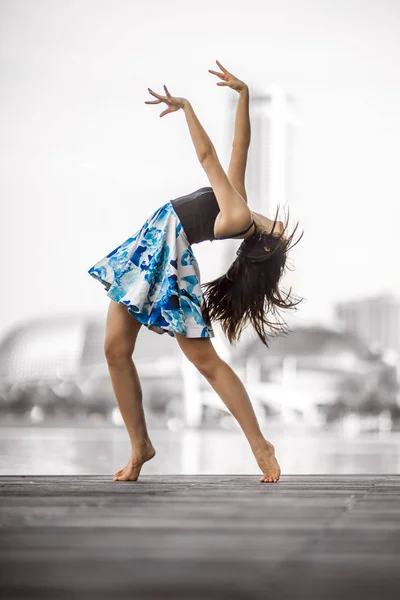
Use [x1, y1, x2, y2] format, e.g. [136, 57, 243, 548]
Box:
[0, 475, 399, 599]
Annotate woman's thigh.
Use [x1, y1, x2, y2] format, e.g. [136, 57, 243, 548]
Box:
[104, 299, 143, 360]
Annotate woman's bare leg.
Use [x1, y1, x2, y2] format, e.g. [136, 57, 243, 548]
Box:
[104, 300, 156, 481]
[175, 333, 280, 483]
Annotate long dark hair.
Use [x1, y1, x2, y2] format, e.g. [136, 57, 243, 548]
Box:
[200, 205, 305, 347]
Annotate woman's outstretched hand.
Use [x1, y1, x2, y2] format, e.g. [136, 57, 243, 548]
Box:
[208, 60, 248, 93]
[144, 85, 188, 117]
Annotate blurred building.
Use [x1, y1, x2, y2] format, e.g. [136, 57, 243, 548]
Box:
[0, 315, 397, 427]
[0, 314, 183, 421]
[335, 293, 400, 354]
[0, 313, 182, 383]
[229, 325, 398, 422]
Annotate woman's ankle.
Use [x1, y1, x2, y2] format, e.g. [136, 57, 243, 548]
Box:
[249, 435, 272, 453]
[129, 435, 153, 450]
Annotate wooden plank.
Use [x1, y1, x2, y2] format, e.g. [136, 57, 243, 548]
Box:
[0, 475, 399, 600]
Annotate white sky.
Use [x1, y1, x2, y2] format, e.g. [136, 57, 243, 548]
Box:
[1, 0, 400, 340]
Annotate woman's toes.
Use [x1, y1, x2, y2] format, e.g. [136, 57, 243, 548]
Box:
[260, 474, 280, 483]
[114, 468, 127, 480]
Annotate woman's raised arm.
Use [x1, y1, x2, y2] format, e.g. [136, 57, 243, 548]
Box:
[145, 85, 215, 164]
[181, 101, 216, 163]
[144, 83, 250, 222]
[208, 60, 250, 202]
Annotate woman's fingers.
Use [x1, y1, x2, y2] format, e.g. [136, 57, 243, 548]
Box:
[208, 69, 226, 79]
[146, 86, 173, 102]
[209, 68, 230, 86]
[216, 59, 230, 74]
[147, 87, 165, 99]
[209, 61, 232, 85]
[209, 62, 245, 93]
[145, 86, 185, 115]
[145, 87, 166, 105]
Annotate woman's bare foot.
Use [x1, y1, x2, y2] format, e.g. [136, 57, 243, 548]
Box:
[113, 440, 156, 482]
[253, 440, 281, 483]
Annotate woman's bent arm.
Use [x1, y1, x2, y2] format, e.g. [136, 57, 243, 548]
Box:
[182, 101, 215, 163]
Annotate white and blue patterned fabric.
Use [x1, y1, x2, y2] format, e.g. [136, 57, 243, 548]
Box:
[88, 201, 215, 338]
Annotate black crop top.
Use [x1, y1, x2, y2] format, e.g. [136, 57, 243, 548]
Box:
[170, 186, 256, 245]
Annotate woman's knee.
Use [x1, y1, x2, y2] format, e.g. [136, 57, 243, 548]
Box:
[104, 300, 141, 365]
[195, 356, 222, 379]
[104, 337, 135, 365]
[175, 334, 221, 379]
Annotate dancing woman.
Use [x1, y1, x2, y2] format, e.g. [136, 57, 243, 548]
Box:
[88, 60, 303, 484]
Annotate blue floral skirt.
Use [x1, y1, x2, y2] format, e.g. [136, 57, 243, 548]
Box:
[87, 201, 215, 338]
